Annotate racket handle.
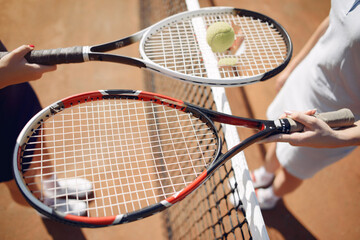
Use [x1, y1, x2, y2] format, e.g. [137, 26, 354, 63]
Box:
[0, 46, 84, 65]
[288, 108, 355, 132]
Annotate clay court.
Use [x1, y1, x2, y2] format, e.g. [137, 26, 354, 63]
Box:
[0, 0, 359, 239]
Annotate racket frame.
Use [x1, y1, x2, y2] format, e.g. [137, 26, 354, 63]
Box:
[12, 90, 291, 227]
[92, 7, 293, 86]
[1, 7, 292, 87]
[138, 7, 292, 86]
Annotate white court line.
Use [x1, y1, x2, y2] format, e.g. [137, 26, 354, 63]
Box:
[185, 1, 269, 239]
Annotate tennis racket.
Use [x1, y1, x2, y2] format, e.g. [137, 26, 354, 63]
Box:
[14, 89, 354, 227]
[1, 7, 292, 86]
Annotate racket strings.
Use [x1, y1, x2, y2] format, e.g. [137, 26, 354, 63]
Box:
[148, 20, 205, 76]
[143, 12, 288, 79]
[20, 98, 218, 217]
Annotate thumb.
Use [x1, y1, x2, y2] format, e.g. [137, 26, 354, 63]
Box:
[9, 45, 34, 60]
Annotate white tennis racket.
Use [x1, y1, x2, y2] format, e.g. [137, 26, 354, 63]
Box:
[0, 7, 292, 86]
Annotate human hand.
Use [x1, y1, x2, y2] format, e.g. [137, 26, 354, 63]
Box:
[0, 45, 56, 89]
[262, 110, 358, 148]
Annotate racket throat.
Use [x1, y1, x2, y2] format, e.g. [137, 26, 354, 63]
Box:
[187, 103, 264, 129]
[87, 53, 146, 68]
[208, 128, 275, 174]
[90, 28, 148, 52]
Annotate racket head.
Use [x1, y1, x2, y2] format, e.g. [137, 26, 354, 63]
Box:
[13, 90, 221, 227]
[140, 7, 292, 86]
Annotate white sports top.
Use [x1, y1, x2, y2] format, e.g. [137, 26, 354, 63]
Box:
[268, 0, 360, 118]
[266, 0, 360, 179]
[307, 0, 360, 114]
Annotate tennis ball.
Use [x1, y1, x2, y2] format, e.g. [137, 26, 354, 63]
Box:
[218, 57, 237, 67]
[206, 22, 235, 53]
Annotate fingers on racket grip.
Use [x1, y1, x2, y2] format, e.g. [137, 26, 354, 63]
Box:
[24, 46, 84, 65]
[288, 108, 355, 132]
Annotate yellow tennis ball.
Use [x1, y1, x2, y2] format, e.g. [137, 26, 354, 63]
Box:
[206, 22, 235, 53]
[218, 57, 237, 67]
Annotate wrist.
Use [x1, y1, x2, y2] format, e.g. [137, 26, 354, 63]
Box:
[0, 67, 11, 89]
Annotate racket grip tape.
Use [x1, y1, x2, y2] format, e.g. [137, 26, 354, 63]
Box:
[0, 46, 84, 65]
[288, 108, 355, 132]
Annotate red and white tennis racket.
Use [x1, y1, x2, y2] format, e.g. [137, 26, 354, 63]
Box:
[13, 90, 354, 227]
[0, 7, 292, 86]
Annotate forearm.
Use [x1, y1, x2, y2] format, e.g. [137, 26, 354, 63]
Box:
[275, 17, 330, 91]
[287, 16, 329, 72]
[335, 120, 360, 147]
[0, 66, 11, 89]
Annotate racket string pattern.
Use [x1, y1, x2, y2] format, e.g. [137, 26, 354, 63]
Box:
[143, 11, 289, 80]
[143, 73, 252, 239]
[15, 89, 354, 228]
[18, 97, 219, 218]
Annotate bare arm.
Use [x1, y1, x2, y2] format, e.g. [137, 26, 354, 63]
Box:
[275, 16, 330, 91]
[0, 45, 56, 89]
[263, 110, 360, 148]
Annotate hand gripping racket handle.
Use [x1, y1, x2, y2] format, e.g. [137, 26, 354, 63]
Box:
[0, 46, 84, 65]
[288, 108, 355, 133]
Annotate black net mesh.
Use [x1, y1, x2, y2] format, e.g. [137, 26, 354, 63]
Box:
[140, 0, 252, 239]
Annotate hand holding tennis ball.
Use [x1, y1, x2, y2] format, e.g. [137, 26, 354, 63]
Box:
[206, 22, 235, 52]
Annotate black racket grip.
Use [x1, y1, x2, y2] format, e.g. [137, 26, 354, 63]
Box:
[0, 46, 84, 65]
[288, 108, 355, 133]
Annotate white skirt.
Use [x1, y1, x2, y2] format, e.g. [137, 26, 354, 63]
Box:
[266, 53, 357, 180]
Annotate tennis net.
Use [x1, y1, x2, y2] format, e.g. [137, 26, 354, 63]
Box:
[140, 0, 268, 239]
